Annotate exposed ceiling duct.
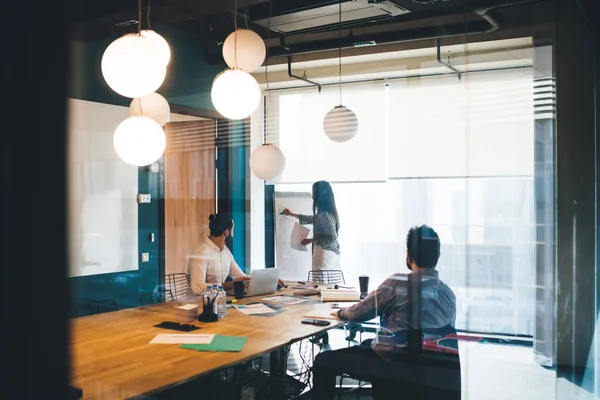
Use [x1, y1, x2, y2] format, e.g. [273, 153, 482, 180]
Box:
[253, 0, 411, 34]
[68, 0, 550, 63]
[261, 1, 544, 58]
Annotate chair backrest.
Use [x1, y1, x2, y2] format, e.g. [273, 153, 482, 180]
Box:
[308, 269, 345, 285]
[89, 299, 118, 315]
[139, 292, 155, 306]
[165, 273, 190, 300]
[153, 284, 174, 303]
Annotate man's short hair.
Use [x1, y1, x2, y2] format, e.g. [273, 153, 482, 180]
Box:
[406, 225, 441, 268]
[208, 213, 233, 237]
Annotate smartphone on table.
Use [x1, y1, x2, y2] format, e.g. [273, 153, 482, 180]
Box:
[301, 319, 331, 326]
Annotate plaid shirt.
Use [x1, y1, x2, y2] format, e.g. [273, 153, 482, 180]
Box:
[338, 269, 456, 353]
[298, 211, 340, 255]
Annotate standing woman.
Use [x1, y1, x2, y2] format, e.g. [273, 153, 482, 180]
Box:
[284, 180, 342, 345]
[283, 180, 341, 271]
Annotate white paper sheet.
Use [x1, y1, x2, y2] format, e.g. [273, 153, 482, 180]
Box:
[261, 296, 307, 305]
[149, 334, 215, 344]
[290, 222, 311, 251]
[233, 304, 277, 315]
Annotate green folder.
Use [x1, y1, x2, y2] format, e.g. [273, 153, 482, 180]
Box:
[180, 335, 248, 352]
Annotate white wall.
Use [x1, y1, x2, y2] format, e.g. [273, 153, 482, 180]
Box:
[67, 98, 139, 277]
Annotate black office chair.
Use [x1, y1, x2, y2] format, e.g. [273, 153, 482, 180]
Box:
[308, 269, 345, 285]
[139, 292, 155, 306]
[89, 299, 118, 314]
[339, 275, 461, 400]
[153, 284, 175, 303]
[165, 273, 190, 300]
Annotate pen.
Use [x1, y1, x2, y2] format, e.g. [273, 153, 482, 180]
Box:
[297, 281, 306, 284]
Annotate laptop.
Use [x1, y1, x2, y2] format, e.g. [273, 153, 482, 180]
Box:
[245, 268, 281, 297]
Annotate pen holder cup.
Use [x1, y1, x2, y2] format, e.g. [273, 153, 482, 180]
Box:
[234, 281, 246, 299]
[359, 275, 369, 300]
[197, 304, 218, 323]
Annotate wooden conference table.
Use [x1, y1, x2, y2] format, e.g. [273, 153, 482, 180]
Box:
[70, 285, 344, 399]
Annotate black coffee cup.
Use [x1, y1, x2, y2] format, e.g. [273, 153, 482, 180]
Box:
[234, 280, 245, 299]
[359, 276, 369, 299]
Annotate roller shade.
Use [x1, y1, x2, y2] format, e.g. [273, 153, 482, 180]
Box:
[387, 68, 534, 178]
[272, 82, 387, 184]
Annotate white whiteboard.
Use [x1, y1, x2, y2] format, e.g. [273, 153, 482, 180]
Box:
[67, 98, 139, 277]
[274, 192, 313, 281]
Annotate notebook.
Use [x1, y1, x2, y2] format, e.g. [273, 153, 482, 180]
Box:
[179, 335, 247, 352]
[303, 308, 340, 320]
[320, 289, 361, 302]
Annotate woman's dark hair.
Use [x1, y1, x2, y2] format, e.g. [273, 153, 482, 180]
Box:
[312, 180, 340, 232]
[208, 213, 233, 237]
[406, 225, 440, 268]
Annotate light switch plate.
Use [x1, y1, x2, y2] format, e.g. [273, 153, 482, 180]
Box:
[137, 194, 151, 203]
[141, 253, 149, 262]
[149, 162, 160, 173]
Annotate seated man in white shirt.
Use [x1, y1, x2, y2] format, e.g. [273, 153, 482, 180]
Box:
[188, 213, 249, 295]
[188, 213, 284, 295]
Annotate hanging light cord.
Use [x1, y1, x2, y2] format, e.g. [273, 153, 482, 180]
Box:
[138, 0, 143, 34]
[147, 0, 152, 29]
[136, 0, 145, 114]
[244, 0, 250, 29]
[264, 0, 272, 144]
[136, 0, 146, 114]
[338, 0, 342, 106]
[234, 0, 238, 69]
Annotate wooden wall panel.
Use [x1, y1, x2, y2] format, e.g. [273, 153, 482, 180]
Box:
[164, 120, 216, 275]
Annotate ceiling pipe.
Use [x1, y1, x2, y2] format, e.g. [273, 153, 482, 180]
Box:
[287, 56, 322, 92]
[437, 38, 462, 82]
[264, 0, 539, 58]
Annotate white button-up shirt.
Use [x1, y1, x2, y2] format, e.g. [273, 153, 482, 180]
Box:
[187, 237, 248, 295]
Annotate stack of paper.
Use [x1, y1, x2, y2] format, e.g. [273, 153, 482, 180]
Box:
[303, 308, 340, 320]
[233, 303, 277, 315]
[320, 289, 361, 302]
[174, 303, 199, 322]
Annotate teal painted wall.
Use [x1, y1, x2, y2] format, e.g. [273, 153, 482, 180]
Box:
[69, 26, 225, 109]
[69, 27, 226, 316]
[231, 121, 248, 270]
[216, 120, 248, 273]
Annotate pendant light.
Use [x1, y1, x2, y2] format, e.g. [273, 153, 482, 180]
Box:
[130, 92, 170, 126]
[249, 0, 285, 180]
[140, 0, 171, 66]
[113, 116, 166, 166]
[223, 29, 266, 73]
[211, 0, 261, 120]
[101, 0, 166, 98]
[322, 0, 358, 143]
[211, 69, 261, 120]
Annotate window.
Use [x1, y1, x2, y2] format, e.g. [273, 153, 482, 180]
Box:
[266, 66, 537, 335]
